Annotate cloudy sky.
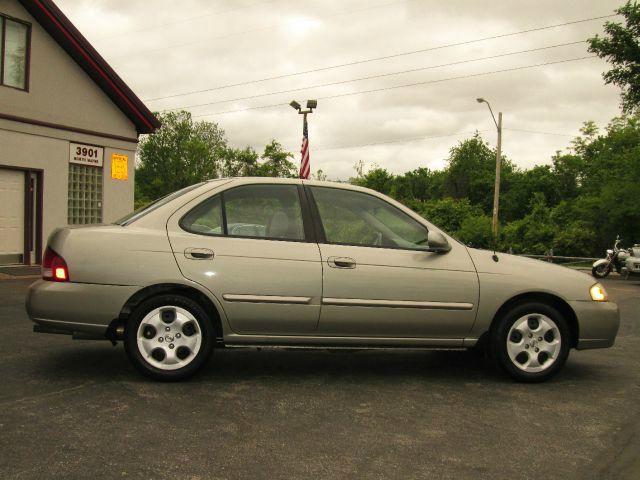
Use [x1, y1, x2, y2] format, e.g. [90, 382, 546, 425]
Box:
[59, 0, 622, 179]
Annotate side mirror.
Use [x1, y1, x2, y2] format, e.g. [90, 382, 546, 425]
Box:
[426, 231, 451, 253]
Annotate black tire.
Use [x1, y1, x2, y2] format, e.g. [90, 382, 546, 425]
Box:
[489, 302, 571, 383]
[592, 263, 611, 278]
[124, 294, 214, 381]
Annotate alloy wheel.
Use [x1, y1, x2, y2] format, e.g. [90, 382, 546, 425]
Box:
[506, 314, 561, 373]
[136, 306, 202, 371]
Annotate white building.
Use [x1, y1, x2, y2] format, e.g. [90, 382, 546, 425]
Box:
[0, 0, 159, 265]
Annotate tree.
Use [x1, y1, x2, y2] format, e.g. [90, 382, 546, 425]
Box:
[457, 215, 493, 249]
[353, 168, 395, 194]
[391, 167, 445, 202]
[573, 113, 640, 250]
[500, 165, 559, 222]
[257, 140, 298, 178]
[313, 169, 328, 181]
[136, 111, 227, 203]
[588, 1, 640, 113]
[414, 197, 484, 233]
[220, 146, 259, 177]
[444, 133, 514, 215]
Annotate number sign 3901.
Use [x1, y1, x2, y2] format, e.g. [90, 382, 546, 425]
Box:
[69, 142, 104, 167]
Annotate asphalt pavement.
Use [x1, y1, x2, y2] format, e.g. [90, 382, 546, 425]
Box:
[0, 275, 639, 479]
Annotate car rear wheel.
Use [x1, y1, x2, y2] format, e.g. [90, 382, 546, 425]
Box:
[490, 302, 570, 382]
[124, 294, 214, 381]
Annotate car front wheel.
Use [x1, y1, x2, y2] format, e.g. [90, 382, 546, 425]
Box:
[490, 302, 571, 382]
[124, 294, 214, 381]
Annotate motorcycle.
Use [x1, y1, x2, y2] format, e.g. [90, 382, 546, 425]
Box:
[622, 245, 640, 279]
[592, 236, 630, 278]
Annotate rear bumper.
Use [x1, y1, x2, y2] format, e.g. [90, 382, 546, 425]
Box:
[569, 300, 620, 350]
[26, 279, 139, 336]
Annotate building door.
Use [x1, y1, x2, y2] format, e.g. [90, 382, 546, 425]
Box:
[0, 168, 24, 265]
[0, 168, 43, 266]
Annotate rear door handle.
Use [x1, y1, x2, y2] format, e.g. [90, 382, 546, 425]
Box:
[327, 256, 356, 269]
[184, 248, 214, 260]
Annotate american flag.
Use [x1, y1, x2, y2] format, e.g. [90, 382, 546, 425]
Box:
[299, 115, 310, 179]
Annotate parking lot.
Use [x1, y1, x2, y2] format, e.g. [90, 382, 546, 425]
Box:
[0, 275, 639, 480]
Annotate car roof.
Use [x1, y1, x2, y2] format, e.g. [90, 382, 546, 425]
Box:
[208, 177, 377, 195]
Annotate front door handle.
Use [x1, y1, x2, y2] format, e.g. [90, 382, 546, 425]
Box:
[184, 248, 214, 260]
[327, 256, 356, 269]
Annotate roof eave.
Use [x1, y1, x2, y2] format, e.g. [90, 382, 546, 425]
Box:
[18, 0, 161, 135]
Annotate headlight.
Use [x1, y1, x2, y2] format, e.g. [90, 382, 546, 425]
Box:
[590, 283, 608, 302]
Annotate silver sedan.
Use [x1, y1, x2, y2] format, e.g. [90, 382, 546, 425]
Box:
[26, 178, 619, 382]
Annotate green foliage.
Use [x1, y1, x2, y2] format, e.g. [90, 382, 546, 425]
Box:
[220, 146, 259, 177]
[500, 165, 559, 221]
[413, 198, 483, 233]
[256, 140, 298, 178]
[353, 168, 395, 194]
[588, 1, 640, 113]
[391, 168, 446, 202]
[352, 120, 640, 256]
[135, 112, 297, 204]
[457, 215, 493, 249]
[136, 111, 227, 203]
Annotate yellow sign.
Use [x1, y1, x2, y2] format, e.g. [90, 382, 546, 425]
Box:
[111, 154, 128, 180]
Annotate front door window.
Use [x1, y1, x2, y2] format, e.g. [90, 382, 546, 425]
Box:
[309, 186, 428, 250]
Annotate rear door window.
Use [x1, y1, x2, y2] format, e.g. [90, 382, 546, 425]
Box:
[224, 185, 305, 241]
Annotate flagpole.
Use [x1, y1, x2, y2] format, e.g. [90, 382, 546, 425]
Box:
[300, 113, 308, 179]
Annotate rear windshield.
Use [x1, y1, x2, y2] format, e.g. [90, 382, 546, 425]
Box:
[114, 183, 205, 226]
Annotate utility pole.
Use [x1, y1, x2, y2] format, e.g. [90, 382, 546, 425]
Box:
[476, 98, 502, 240]
[493, 111, 502, 239]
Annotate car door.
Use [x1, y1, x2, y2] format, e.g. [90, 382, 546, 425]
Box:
[167, 182, 322, 335]
[307, 185, 479, 340]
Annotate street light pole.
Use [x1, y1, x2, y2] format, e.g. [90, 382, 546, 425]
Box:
[476, 98, 502, 240]
[290, 100, 317, 179]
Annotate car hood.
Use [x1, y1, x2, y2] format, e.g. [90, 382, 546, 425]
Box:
[466, 248, 599, 302]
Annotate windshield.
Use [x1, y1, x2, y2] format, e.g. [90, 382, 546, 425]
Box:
[114, 182, 205, 226]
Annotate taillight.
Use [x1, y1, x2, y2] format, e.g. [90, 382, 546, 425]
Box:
[42, 247, 70, 282]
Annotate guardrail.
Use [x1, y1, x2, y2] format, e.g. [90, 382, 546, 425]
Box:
[519, 254, 598, 267]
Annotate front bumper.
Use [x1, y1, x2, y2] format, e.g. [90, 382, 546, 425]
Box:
[569, 300, 620, 350]
[26, 280, 139, 336]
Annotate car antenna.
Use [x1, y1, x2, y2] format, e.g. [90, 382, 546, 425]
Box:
[491, 234, 499, 262]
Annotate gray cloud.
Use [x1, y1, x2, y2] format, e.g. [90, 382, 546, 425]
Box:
[59, 0, 622, 179]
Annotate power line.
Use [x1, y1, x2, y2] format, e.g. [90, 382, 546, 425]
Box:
[314, 130, 492, 151]
[144, 14, 615, 103]
[314, 128, 576, 152]
[110, 0, 418, 60]
[191, 55, 598, 118]
[169, 41, 586, 111]
[262, 126, 578, 153]
[504, 128, 574, 137]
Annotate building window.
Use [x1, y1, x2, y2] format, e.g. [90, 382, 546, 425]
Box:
[68, 164, 103, 224]
[1, 14, 30, 90]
